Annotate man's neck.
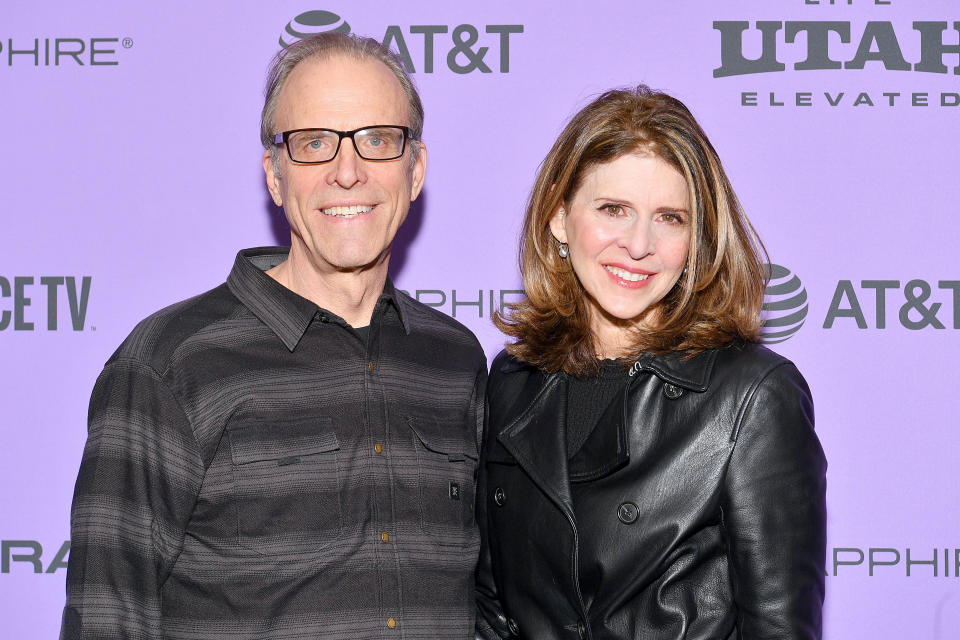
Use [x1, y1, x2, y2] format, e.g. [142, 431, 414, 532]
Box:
[268, 248, 389, 328]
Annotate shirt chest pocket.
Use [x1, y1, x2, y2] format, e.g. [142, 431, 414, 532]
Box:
[228, 416, 342, 555]
[407, 415, 478, 544]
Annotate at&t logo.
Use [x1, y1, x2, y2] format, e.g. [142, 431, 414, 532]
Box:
[280, 10, 350, 48]
[761, 264, 808, 344]
[823, 279, 960, 330]
[280, 10, 523, 74]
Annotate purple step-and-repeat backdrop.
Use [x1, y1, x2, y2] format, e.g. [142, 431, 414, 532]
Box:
[2, 0, 958, 637]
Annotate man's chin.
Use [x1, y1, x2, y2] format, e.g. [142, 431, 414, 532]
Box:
[328, 249, 392, 275]
[287, 240, 390, 274]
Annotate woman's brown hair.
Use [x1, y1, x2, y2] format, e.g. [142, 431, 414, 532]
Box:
[494, 85, 768, 376]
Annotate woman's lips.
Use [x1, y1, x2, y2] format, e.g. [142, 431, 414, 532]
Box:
[604, 264, 654, 288]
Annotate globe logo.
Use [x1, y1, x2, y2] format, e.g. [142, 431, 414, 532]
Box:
[280, 11, 351, 49]
[760, 264, 808, 344]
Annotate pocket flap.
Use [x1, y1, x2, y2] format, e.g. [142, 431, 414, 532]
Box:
[230, 417, 339, 465]
[407, 416, 478, 461]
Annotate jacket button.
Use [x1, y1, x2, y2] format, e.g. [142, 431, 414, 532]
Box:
[663, 383, 683, 399]
[617, 501, 639, 524]
[494, 487, 507, 506]
[577, 619, 588, 639]
[507, 617, 520, 636]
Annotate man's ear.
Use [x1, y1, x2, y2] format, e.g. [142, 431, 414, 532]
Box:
[409, 141, 427, 201]
[548, 204, 568, 244]
[262, 149, 283, 207]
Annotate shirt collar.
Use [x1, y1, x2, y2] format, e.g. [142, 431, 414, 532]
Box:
[378, 277, 412, 335]
[227, 247, 410, 352]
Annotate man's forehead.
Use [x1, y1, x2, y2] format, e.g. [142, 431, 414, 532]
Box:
[274, 54, 408, 130]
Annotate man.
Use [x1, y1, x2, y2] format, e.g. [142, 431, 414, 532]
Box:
[62, 33, 487, 639]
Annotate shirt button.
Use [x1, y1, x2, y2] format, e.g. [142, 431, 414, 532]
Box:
[386, 617, 397, 629]
[507, 617, 520, 636]
[374, 443, 383, 454]
[663, 382, 683, 399]
[494, 487, 506, 506]
[617, 501, 639, 524]
[381, 532, 390, 543]
[368, 361, 375, 372]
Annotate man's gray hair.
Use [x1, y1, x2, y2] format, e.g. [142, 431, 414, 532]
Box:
[261, 32, 424, 174]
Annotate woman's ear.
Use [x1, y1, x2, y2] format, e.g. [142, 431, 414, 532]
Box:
[548, 205, 568, 244]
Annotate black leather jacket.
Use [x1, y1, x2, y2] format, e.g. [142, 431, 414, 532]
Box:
[476, 342, 826, 640]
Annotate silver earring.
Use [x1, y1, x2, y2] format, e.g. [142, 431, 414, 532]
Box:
[557, 243, 569, 258]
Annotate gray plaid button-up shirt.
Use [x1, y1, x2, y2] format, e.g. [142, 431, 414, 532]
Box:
[62, 247, 487, 639]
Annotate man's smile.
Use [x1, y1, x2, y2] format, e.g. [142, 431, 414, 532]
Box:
[320, 204, 375, 218]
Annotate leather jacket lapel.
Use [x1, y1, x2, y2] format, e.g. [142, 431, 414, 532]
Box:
[492, 349, 720, 508]
[496, 373, 575, 518]
[568, 384, 629, 482]
[567, 350, 720, 482]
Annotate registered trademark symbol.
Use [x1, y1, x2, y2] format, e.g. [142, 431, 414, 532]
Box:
[122, 37, 133, 49]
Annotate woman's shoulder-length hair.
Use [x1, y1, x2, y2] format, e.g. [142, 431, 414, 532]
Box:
[494, 85, 768, 376]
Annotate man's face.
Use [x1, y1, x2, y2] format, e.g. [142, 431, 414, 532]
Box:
[263, 55, 426, 275]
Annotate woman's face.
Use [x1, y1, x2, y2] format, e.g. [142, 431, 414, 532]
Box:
[549, 152, 691, 356]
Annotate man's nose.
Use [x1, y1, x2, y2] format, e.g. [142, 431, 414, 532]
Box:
[328, 137, 365, 188]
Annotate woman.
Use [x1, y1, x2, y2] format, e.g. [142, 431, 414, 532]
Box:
[475, 86, 826, 640]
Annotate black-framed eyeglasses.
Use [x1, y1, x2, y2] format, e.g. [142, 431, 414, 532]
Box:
[273, 125, 411, 163]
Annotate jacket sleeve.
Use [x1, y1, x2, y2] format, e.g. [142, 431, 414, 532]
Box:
[61, 359, 204, 639]
[721, 361, 826, 640]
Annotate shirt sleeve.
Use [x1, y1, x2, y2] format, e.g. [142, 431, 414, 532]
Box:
[61, 358, 204, 639]
[721, 361, 827, 640]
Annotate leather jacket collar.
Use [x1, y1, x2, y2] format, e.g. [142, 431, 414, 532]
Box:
[493, 349, 722, 511]
[497, 348, 719, 391]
